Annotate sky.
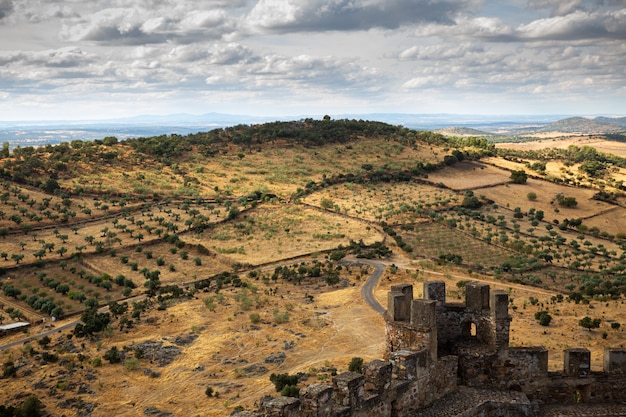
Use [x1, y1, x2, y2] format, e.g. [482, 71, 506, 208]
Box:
[0, 0, 625, 121]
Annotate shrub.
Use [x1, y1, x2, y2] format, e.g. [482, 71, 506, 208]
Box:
[510, 170, 528, 184]
[534, 311, 552, 326]
[124, 357, 141, 371]
[611, 322, 621, 330]
[281, 385, 300, 397]
[103, 346, 121, 364]
[270, 373, 299, 392]
[527, 192, 537, 201]
[348, 357, 364, 373]
[557, 196, 578, 207]
[249, 312, 261, 324]
[579, 316, 601, 330]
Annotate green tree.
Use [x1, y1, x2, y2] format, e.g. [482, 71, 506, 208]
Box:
[348, 357, 364, 373]
[461, 191, 482, 209]
[510, 170, 528, 184]
[534, 311, 552, 326]
[17, 395, 43, 417]
[557, 195, 578, 208]
[104, 346, 121, 364]
[270, 373, 299, 392]
[579, 316, 601, 331]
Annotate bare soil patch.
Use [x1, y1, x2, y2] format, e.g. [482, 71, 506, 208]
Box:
[188, 204, 383, 265]
[423, 161, 512, 190]
[1, 265, 385, 416]
[304, 182, 458, 223]
[478, 179, 612, 220]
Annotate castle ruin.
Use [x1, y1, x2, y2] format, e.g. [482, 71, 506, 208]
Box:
[243, 281, 626, 416]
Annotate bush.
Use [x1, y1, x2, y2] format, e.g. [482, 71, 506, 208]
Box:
[205, 387, 214, 397]
[92, 357, 102, 367]
[124, 357, 141, 371]
[270, 373, 299, 392]
[534, 311, 552, 326]
[557, 196, 578, 207]
[17, 395, 43, 417]
[579, 316, 601, 330]
[611, 322, 621, 330]
[510, 170, 528, 184]
[103, 346, 121, 364]
[527, 192, 537, 201]
[348, 357, 364, 373]
[281, 385, 300, 397]
[249, 312, 261, 324]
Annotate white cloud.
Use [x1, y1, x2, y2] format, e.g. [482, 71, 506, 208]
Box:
[0, 0, 625, 119]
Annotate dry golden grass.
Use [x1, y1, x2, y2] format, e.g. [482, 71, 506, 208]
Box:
[304, 182, 459, 223]
[4, 132, 626, 416]
[477, 179, 612, 219]
[422, 161, 512, 190]
[2, 265, 385, 417]
[496, 136, 626, 158]
[187, 204, 383, 265]
[57, 138, 445, 200]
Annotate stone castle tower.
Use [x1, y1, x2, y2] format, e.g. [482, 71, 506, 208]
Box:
[248, 280, 626, 417]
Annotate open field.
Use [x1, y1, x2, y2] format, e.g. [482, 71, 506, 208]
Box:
[477, 179, 614, 221]
[422, 161, 512, 190]
[496, 136, 626, 158]
[303, 182, 459, 223]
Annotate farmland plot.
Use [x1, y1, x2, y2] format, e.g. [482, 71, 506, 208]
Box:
[423, 161, 512, 190]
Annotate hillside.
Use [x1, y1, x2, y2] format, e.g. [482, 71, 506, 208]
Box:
[0, 119, 625, 416]
[435, 127, 498, 137]
[594, 116, 626, 128]
[535, 117, 625, 134]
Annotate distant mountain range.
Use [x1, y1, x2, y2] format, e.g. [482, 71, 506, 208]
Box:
[0, 113, 624, 147]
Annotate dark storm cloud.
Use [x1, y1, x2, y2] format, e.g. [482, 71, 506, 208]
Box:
[245, 0, 478, 32]
[0, 0, 14, 20]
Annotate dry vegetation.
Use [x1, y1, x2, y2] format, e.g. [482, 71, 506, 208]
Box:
[1, 122, 626, 416]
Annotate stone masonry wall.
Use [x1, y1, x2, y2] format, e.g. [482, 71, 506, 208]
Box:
[243, 282, 626, 417]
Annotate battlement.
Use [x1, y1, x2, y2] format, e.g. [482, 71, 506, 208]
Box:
[246, 282, 626, 417]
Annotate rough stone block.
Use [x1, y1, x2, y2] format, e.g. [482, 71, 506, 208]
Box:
[508, 347, 548, 375]
[424, 281, 445, 305]
[564, 348, 591, 377]
[390, 350, 419, 381]
[388, 284, 413, 321]
[490, 290, 509, 319]
[604, 348, 626, 374]
[465, 283, 490, 311]
[332, 372, 365, 409]
[410, 299, 436, 328]
[364, 360, 392, 394]
[261, 396, 301, 417]
[300, 383, 333, 414]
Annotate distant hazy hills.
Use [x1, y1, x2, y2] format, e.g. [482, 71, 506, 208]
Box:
[534, 117, 626, 134]
[437, 116, 626, 137]
[0, 113, 624, 147]
[435, 127, 499, 137]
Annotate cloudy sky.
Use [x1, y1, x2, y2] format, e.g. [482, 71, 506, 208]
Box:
[0, 0, 624, 121]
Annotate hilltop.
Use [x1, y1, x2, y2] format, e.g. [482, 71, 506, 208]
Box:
[0, 118, 625, 416]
